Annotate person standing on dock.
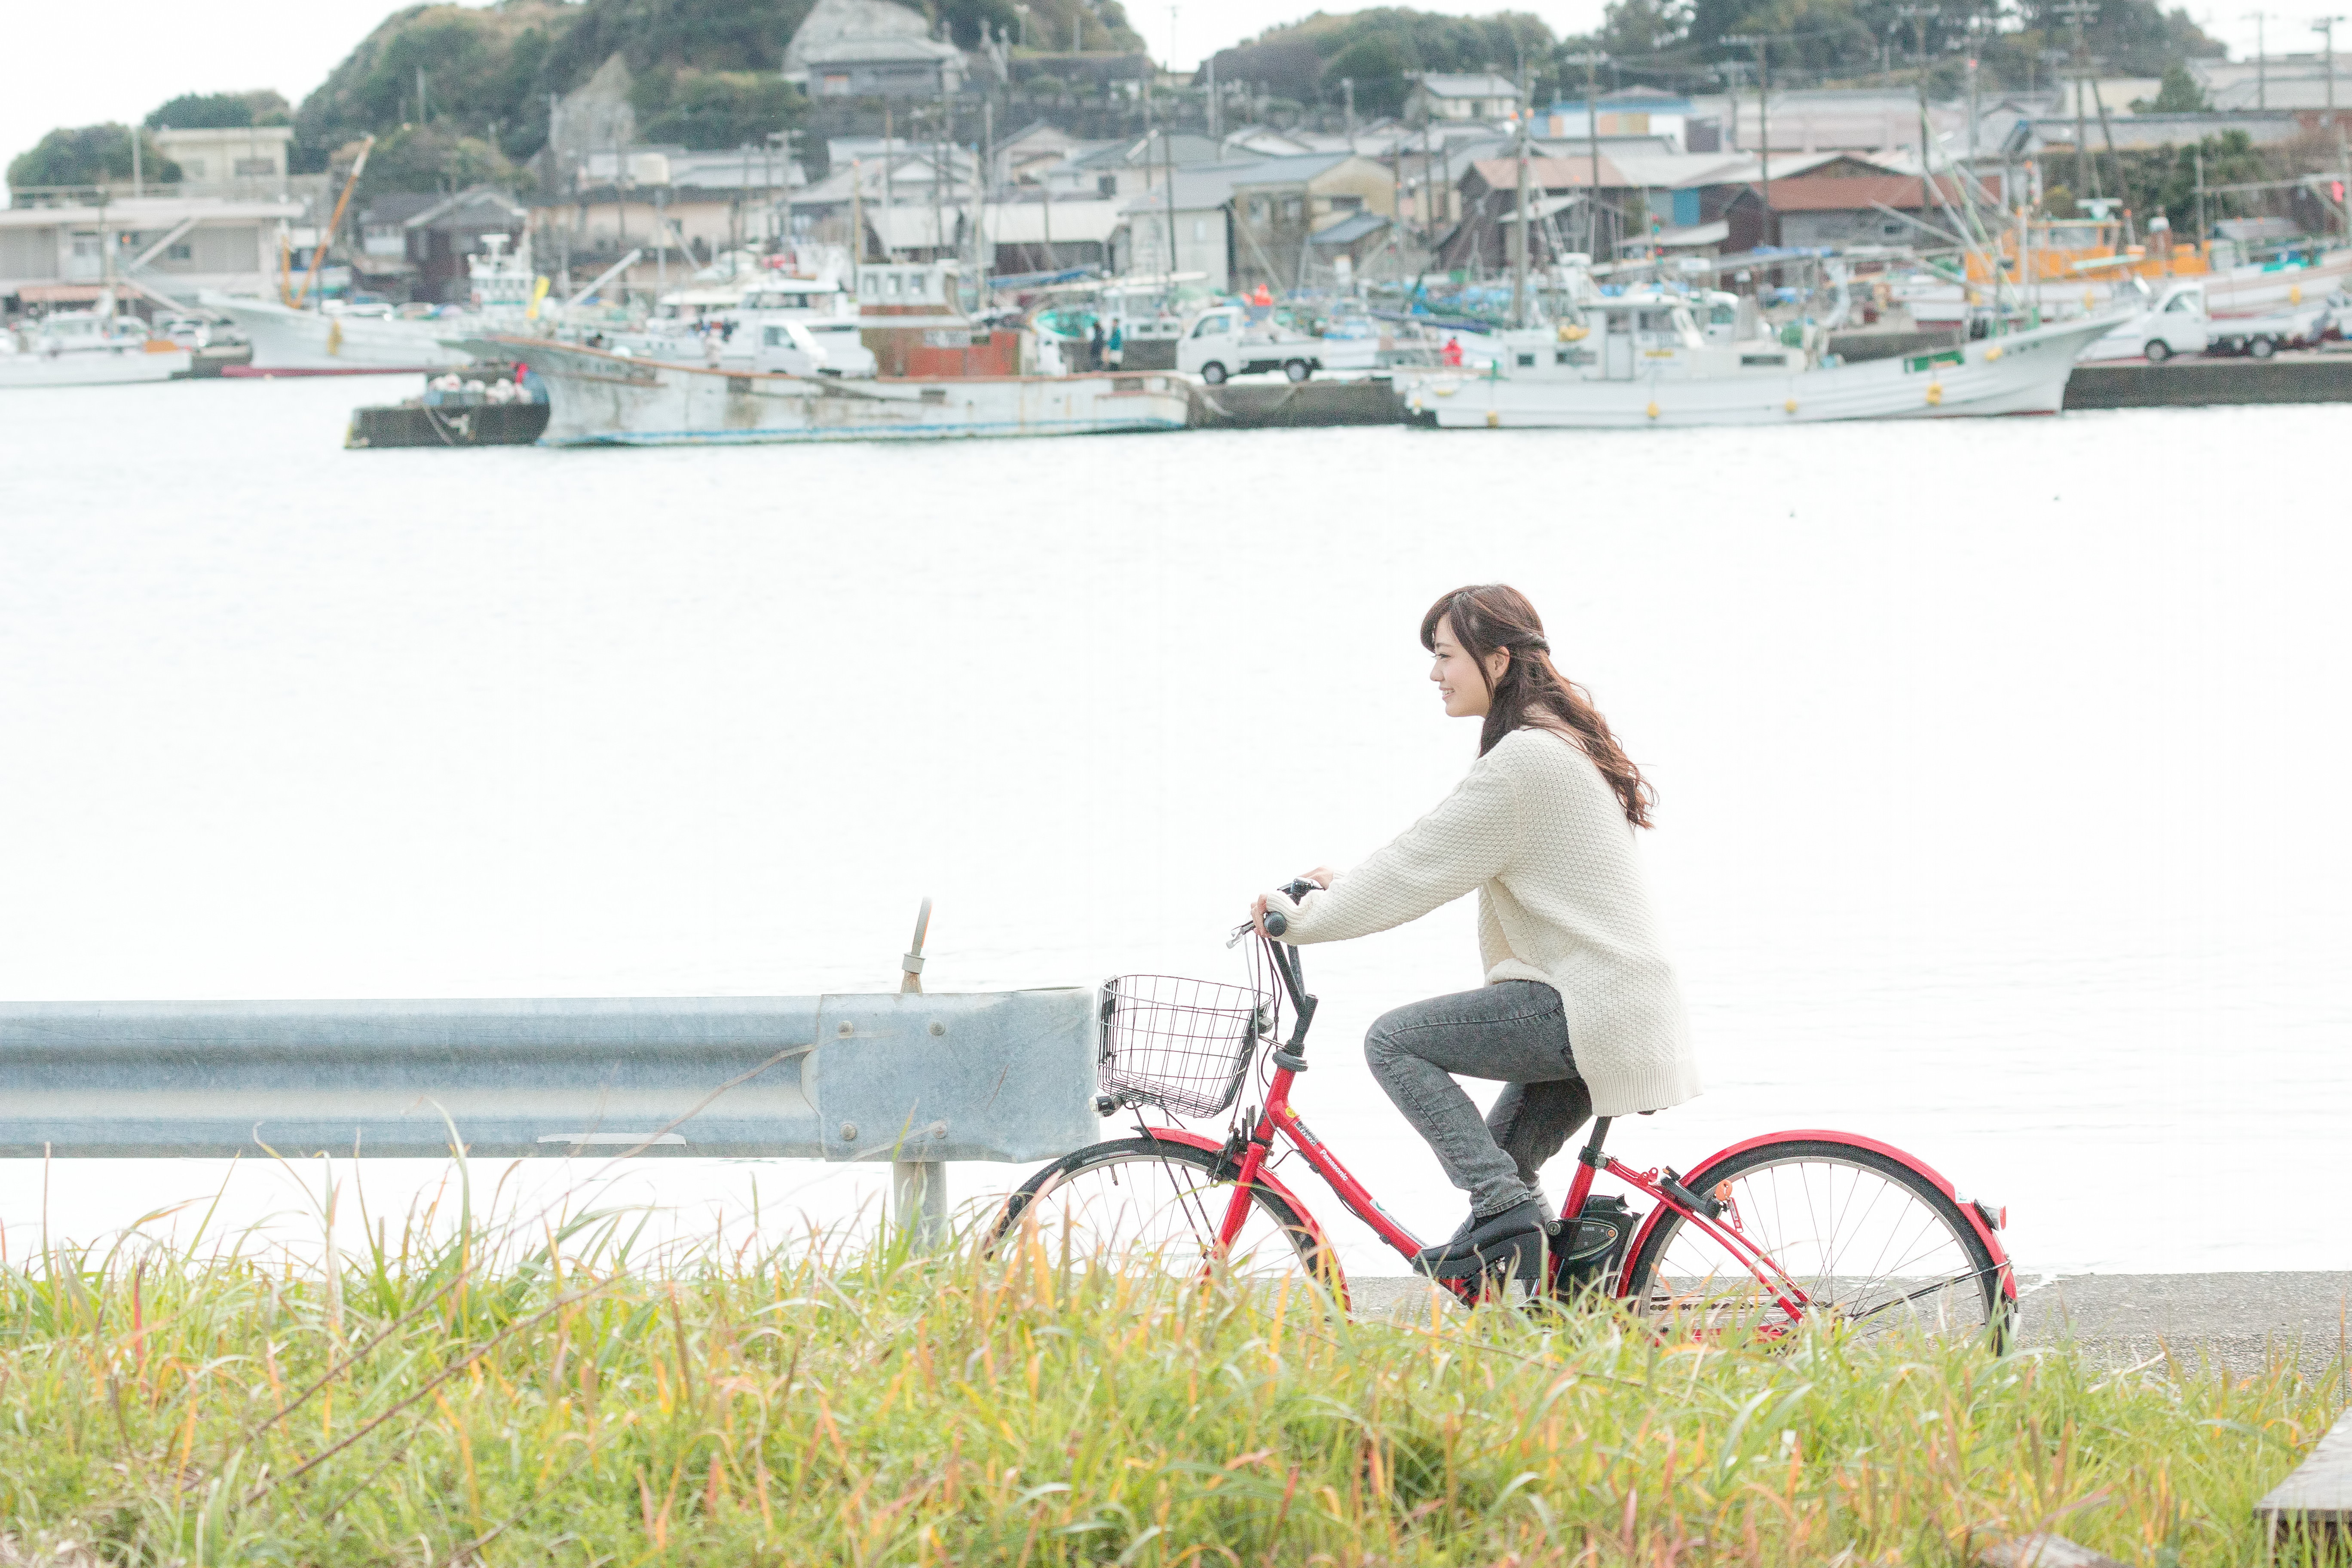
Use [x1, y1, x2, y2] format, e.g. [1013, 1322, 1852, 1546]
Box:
[1106, 320, 1125, 371]
[1088, 318, 1106, 372]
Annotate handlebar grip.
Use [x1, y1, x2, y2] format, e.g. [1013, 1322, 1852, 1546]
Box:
[1262, 909, 1289, 937]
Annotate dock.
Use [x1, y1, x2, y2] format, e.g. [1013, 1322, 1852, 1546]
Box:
[1186, 377, 1403, 429]
[2064, 352, 2352, 409]
[346, 401, 549, 449]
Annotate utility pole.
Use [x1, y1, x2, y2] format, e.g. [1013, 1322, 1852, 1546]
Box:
[1343, 77, 1356, 139]
[2054, 0, 2099, 201]
[2316, 17, 2343, 116]
[1966, 52, 1980, 159]
[1510, 52, 1531, 325]
[1899, 6, 1941, 164]
[1725, 36, 1772, 245]
[1560, 50, 1606, 258]
[2243, 12, 2266, 109]
[1207, 49, 1219, 140]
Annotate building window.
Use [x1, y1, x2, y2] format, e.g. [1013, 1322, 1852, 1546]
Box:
[1327, 195, 1364, 212]
[1282, 196, 1302, 221]
[166, 243, 193, 260]
[233, 157, 276, 177]
[1097, 175, 1117, 196]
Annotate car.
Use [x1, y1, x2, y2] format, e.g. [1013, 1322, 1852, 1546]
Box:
[1176, 306, 1321, 384]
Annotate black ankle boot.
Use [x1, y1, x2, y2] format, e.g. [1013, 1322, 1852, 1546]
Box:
[1413, 1196, 1547, 1274]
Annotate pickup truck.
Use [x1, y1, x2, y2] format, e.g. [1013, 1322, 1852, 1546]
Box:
[2204, 303, 2332, 359]
[1176, 306, 1321, 384]
[2084, 279, 2210, 362]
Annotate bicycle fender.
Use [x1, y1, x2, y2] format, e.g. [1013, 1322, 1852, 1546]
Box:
[1619, 1129, 2017, 1302]
[1134, 1124, 1341, 1264]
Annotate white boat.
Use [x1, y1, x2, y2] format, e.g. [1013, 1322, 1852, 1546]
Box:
[1398, 298, 2123, 428]
[0, 309, 191, 387]
[199, 234, 541, 371]
[499, 337, 1191, 446]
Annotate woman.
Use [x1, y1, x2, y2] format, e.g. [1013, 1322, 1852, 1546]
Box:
[1254, 584, 1700, 1270]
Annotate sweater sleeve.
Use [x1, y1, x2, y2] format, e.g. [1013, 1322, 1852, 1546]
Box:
[1267, 751, 1521, 944]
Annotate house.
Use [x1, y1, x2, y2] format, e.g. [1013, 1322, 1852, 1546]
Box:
[1721, 163, 1999, 249]
[1689, 89, 1971, 154]
[1440, 154, 1631, 270]
[147, 125, 294, 198]
[783, 0, 965, 98]
[788, 145, 977, 260]
[1064, 132, 1225, 200]
[0, 194, 303, 309]
[1225, 153, 1397, 291]
[1407, 73, 1521, 122]
[533, 149, 799, 294]
[2194, 54, 2352, 115]
[377, 187, 528, 303]
[1545, 89, 1700, 149]
[982, 196, 1125, 274]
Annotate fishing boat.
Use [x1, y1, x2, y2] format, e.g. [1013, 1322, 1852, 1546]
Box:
[0, 307, 191, 387]
[201, 233, 540, 372]
[490, 335, 1190, 446]
[1398, 297, 2122, 428]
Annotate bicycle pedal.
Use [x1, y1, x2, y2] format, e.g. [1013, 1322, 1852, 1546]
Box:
[1416, 1225, 1545, 1283]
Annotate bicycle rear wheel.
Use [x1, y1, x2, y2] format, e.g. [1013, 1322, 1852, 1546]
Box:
[985, 1137, 1330, 1288]
[1622, 1138, 2007, 1351]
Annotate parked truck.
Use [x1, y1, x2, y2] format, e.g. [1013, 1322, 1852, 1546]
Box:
[1176, 306, 1322, 384]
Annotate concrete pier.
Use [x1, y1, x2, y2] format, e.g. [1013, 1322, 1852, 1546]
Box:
[2065, 353, 2352, 409]
[1187, 377, 1404, 429]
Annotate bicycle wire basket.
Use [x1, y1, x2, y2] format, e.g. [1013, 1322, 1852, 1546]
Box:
[1098, 946, 1278, 1119]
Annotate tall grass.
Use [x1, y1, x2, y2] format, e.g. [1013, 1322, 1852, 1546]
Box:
[0, 1170, 2339, 1567]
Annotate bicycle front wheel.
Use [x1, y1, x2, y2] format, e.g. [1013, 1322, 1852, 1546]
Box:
[1623, 1138, 2007, 1351]
[985, 1137, 1331, 1288]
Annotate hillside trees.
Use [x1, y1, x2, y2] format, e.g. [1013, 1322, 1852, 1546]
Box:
[1204, 9, 1557, 119]
[6, 125, 178, 191]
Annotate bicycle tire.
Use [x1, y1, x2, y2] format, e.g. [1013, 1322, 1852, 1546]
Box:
[1622, 1137, 2008, 1352]
[986, 1137, 1330, 1284]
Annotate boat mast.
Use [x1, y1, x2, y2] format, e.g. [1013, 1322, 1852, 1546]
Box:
[1510, 53, 1530, 327]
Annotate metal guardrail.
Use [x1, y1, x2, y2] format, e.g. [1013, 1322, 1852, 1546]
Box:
[0, 989, 1098, 1235]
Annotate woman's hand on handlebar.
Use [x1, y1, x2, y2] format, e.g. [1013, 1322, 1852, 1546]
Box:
[1252, 868, 1335, 937]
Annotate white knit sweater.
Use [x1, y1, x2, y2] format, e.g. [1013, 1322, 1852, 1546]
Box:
[1268, 727, 1700, 1117]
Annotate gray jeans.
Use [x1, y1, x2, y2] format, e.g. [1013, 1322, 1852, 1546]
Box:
[1364, 980, 1592, 1219]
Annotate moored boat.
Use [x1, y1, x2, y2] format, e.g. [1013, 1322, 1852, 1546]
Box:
[494, 336, 1190, 445]
[0, 309, 191, 388]
[1398, 300, 2123, 428]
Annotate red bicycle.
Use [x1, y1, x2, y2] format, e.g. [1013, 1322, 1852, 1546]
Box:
[992, 898, 2018, 1348]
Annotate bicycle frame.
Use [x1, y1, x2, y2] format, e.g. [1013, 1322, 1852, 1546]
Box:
[1182, 931, 1822, 1320]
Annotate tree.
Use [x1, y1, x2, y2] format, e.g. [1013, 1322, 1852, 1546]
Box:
[2130, 62, 2210, 112]
[144, 90, 291, 129]
[6, 125, 179, 190]
[635, 70, 804, 150]
[355, 123, 519, 197]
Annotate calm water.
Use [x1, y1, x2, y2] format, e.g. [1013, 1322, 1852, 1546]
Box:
[3, 376, 2347, 1279]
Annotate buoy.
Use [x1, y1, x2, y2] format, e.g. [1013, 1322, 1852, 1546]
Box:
[1985, 344, 2003, 361]
[1784, 398, 1798, 414]
[1645, 400, 1660, 420]
[1485, 409, 1500, 428]
[1926, 381, 1944, 407]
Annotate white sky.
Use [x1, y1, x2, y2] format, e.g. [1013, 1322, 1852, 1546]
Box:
[4, 0, 2307, 177]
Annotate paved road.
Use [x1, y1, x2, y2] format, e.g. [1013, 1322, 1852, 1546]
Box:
[1349, 1273, 2352, 1375]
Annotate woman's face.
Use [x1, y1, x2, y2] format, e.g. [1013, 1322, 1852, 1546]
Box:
[1429, 616, 1507, 719]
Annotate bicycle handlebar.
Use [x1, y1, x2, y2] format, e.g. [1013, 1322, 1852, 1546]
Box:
[1261, 877, 1320, 939]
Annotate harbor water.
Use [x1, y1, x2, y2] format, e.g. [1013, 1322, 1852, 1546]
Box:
[3, 377, 2346, 1282]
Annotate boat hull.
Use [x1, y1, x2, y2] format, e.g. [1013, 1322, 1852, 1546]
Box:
[1400, 316, 2116, 428]
[504, 339, 1192, 445]
[0, 345, 191, 387]
[197, 292, 472, 371]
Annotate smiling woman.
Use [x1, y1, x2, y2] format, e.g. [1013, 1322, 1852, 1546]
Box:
[1255, 583, 1697, 1276]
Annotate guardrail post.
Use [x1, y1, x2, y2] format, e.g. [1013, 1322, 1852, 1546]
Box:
[893, 1158, 947, 1249]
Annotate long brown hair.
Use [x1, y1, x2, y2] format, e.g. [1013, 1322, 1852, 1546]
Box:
[1420, 584, 1655, 828]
